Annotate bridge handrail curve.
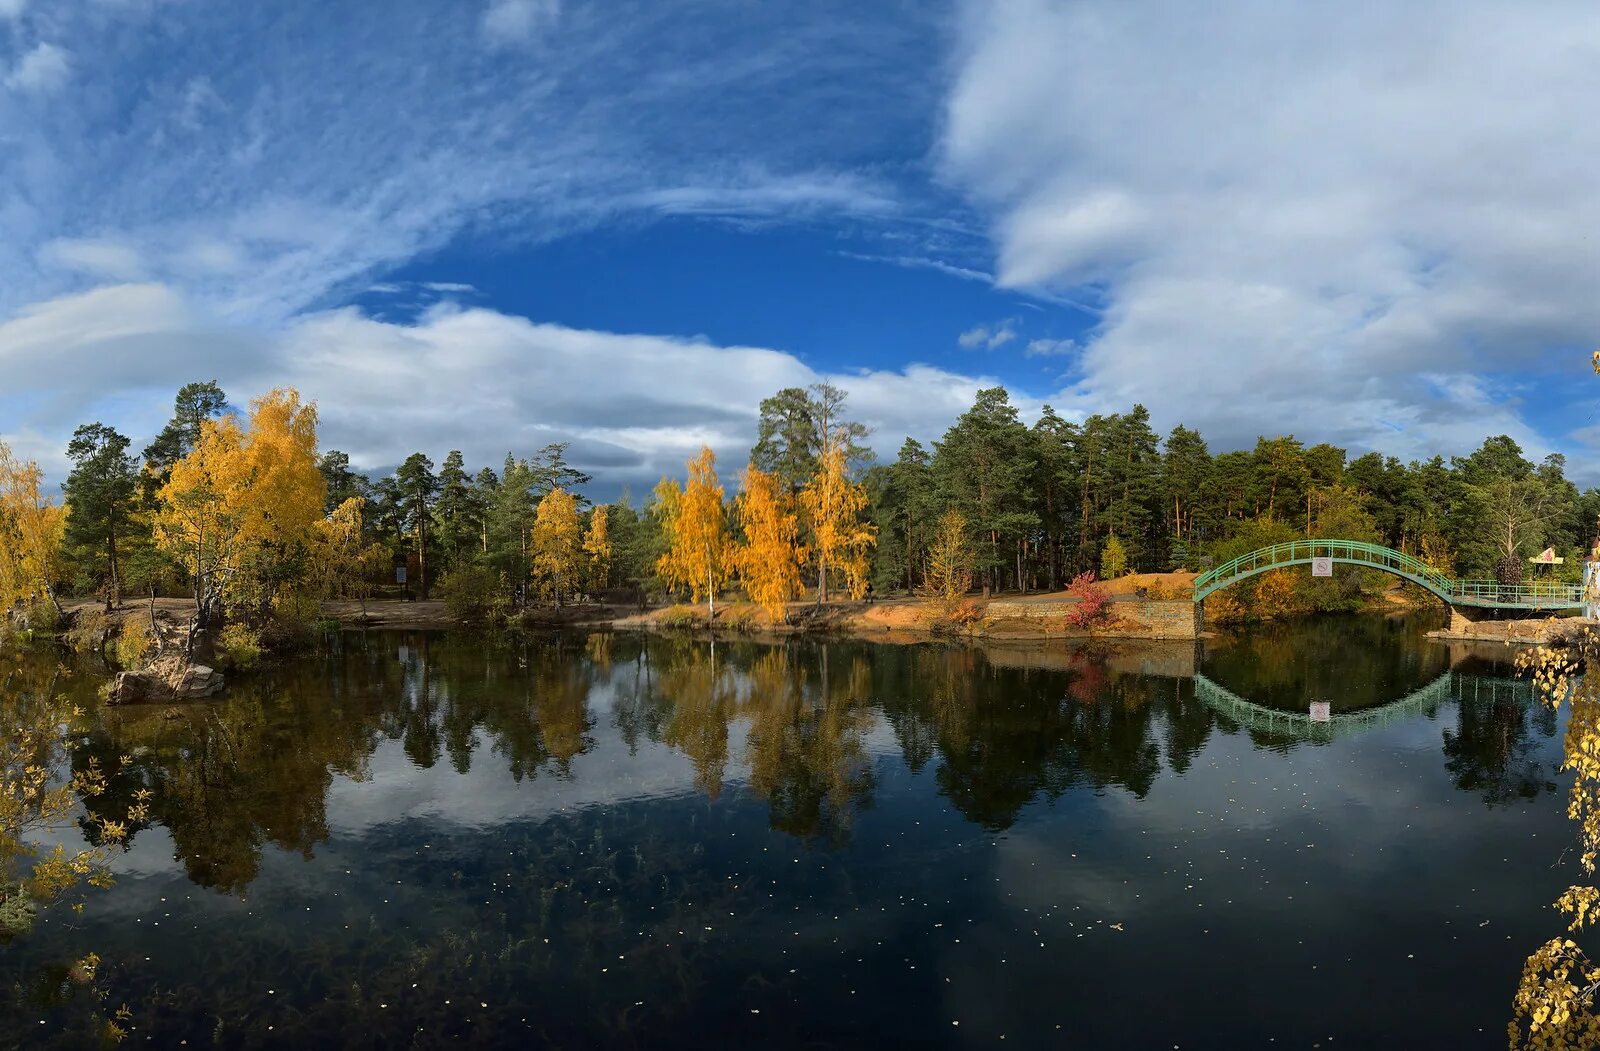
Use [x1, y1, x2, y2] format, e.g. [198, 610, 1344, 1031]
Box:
[1192, 538, 1586, 608]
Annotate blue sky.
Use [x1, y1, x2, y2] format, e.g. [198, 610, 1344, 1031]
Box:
[3, 0, 1599, 491]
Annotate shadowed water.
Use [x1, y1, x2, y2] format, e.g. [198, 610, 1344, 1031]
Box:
[0, 612, 1571, 1047]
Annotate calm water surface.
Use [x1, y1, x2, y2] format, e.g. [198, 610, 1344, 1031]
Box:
[0, 613, 1573, 1048]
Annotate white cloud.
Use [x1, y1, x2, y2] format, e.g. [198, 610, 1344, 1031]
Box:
[482, 0, 560, 44]
[39, 238, 145, 280]
[957, 320, 1017, 351]
[0, 283, 1005, 488]
[0, 4, 936, 325]
[0, 0, 24, 20]
[5, 41, 69, 93]
[942, 0, 1600, 459]
[1024, 338, 1074, 358]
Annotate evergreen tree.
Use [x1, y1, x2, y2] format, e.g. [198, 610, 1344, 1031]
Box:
[933, 388, 1039, 592]
[317, 450, 369, 515]
[395, 453, 439, 598]
[434, 450, 483, 565]
[141, 381, 227, 499]
[62, 423, 139, 609]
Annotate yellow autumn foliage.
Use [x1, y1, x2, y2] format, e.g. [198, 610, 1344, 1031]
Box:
[531, 488, 583, 605]
[735, 466, 804, 622]
[799, 444, 875, 601]
[1510, 633, 1600, 1047]
[583, 505, 612, 592]
[656, 447, 732, 614]
[0, 440, 65, 615]
[154, 388, 325, 623]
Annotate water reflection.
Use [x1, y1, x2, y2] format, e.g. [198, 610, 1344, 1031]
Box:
[38, 619, 1568, 896]
[0, 613, 1575, 1047]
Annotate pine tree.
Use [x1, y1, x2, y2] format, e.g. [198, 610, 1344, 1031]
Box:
[62, 423, 139, 609]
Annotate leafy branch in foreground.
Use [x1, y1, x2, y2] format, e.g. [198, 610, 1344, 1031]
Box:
[1510, 633, 1600, 1049]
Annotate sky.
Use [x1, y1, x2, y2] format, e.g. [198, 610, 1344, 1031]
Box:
[3, 0, 1600, 493]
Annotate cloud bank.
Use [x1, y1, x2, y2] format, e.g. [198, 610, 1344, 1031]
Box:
[0, 283, 1006, 490]
[943, 0, 1600, 460]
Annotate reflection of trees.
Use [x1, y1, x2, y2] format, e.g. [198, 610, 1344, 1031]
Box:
[637, 641, 879, 844]
[1203, 612, 1449, 712]
[881, 647, 1177, 831]
[92, 675, 381, 894]
[656, 640, 736, 799]
[1442, 685, 1558, 806]
[81, 631, 603, 895]
[740, 647, 875, 847]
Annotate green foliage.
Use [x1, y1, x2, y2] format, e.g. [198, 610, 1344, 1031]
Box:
[62, 422, 140, 606]
[932, 387, 1039, 591]
[440, 565, 511, 625]
[113, 618, 153, 669]
[1100, 535, 1128, 579]
[66, 609, 107, 654]
[656, 604, 706, 631]
[215, 623, 264, 671]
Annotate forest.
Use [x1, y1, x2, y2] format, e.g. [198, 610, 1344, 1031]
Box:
[1, 378, 1595, 644]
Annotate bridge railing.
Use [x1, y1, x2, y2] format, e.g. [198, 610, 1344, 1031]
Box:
[1192, 538, 1585, 608]
[1195, 539, 1453, 597]
[1446, 579, 1585, 606]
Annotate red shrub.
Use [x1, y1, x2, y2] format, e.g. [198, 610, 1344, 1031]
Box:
[1063, 571, 1109, 627]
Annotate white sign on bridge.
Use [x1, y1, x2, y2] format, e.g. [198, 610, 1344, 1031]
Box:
[1311, 556, 1333, 577]
[1309, 701, 1331, 722]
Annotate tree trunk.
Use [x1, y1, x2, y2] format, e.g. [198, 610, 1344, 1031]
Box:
[106, 529, 120, 611]
[417, 516, 429, 600]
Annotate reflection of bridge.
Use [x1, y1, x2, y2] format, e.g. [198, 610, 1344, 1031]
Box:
[1192, 540, 1586, 614]
[1192, 671, 1533, 741]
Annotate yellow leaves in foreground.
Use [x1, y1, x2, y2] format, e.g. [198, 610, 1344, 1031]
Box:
[735, 467, 804, 623]
[1511, 632, 1600, 1049]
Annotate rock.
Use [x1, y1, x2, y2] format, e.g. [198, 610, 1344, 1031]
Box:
[107, 670, 164, 705]
[106, 663, 224, 704]
[175, 664, 224, 698]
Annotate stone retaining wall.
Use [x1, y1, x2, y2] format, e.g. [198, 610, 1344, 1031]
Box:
[985, 598, 1200, 640]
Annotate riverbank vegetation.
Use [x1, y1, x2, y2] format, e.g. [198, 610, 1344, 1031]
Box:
[2, 376, 1593, 651]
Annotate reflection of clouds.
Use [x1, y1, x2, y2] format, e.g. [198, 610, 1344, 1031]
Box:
[326, 680, 754, 833]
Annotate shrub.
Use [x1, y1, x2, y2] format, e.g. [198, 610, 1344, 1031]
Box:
[926, 597, 987, 636]
[113, 619, 153, 669]
[1063, 572, 1110, 628]
[1145, 579, 1185, 601]
[440, 566, 511, 626]
[66, 609, 108, 654]
[722, 605, 760, 633]
[216, 624, 264, 672]
[657, 605, 706, 631]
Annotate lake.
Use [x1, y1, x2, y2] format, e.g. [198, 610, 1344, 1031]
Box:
[0, 613, 1572, 1048]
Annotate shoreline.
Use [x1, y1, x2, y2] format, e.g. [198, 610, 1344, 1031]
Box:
[51, 592, 1587, 655]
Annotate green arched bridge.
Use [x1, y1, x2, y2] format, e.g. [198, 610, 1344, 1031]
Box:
[1193, 539, 1586, 610]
